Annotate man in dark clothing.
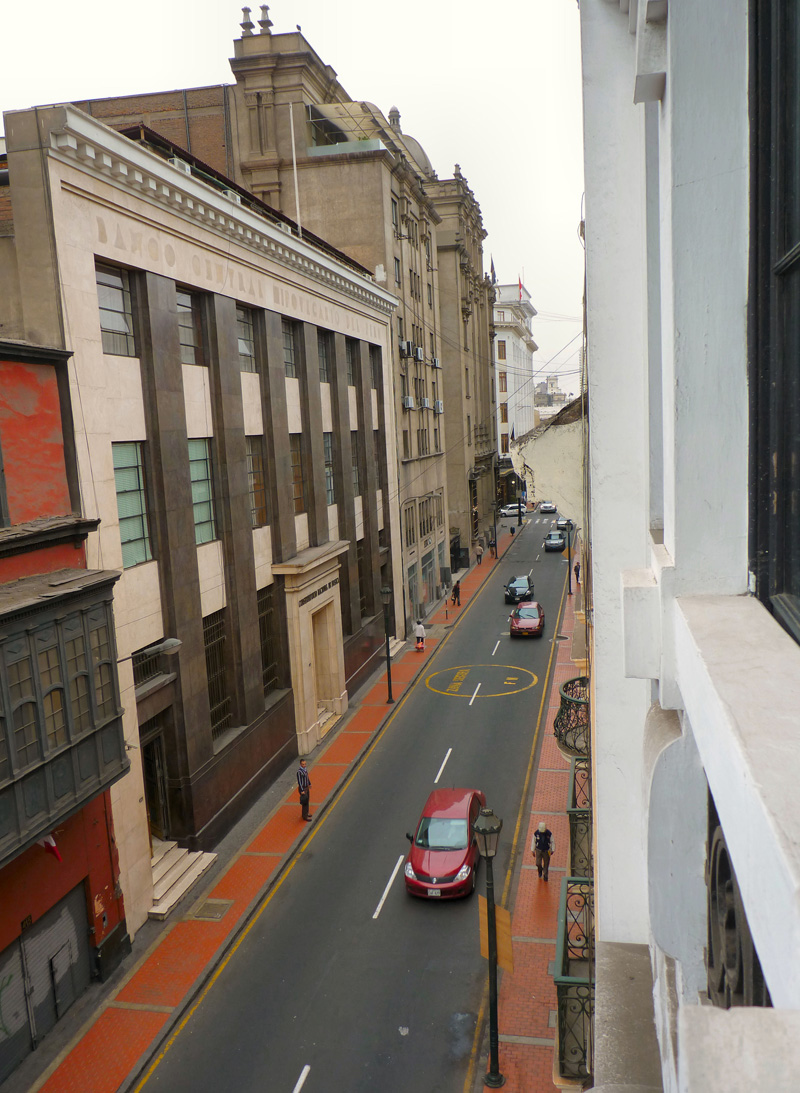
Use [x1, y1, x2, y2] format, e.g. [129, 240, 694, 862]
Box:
[532, 821, 555, 880]
[451, 580, 461, 606]
[297, 758, 312, 821]
[574, 561, 581, 585]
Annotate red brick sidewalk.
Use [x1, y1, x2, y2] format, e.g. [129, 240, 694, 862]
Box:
[30, 526, 524, 1093]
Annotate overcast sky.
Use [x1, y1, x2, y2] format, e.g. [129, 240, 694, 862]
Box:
[1, 0, 585, 387]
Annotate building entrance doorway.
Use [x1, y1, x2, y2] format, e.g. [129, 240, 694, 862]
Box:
[140, 718, 170, 843]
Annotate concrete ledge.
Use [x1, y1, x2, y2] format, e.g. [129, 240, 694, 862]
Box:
[595, 941, 662, 1091]
[678, 1006, 800, 1092]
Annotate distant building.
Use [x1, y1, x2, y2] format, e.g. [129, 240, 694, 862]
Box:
[494, 283, 538, 458]
[0, 339, 130, 1081]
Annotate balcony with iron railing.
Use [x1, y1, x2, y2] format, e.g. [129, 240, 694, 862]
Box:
[553, 676, 590, 759]
[568, 756, 592, 879]
[555, 876, 595, 1084]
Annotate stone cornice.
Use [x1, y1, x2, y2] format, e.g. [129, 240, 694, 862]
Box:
[43, 106, 397, 319]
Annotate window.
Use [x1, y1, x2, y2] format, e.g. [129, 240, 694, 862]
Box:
[397, 316, 404, 342]
[356, 539, 369, 618]
[346, 339, 358, 386]
[391, 197, 399, 234]
[177, 291, 204, 365]
[112, 442, 152, 568]
[90, 623, 115, 723]
[189, 438, 216, 544]
[467, 415, 472, 446]
[38, 644, 66, 751]
[394, 257, 401, 284]
[751, 0, 800, 641]
[351, 431, 361, 494]
[203, 610, 231, 739]
[257, 585, 280, 698]
[237, 306, 257, 372]
[430, 331, 435, 356]
[404, 503, 417, 547]
[427, 283, 433, 308]
[425, 236, 432, 268]
[374, 430, 384, 491]
[497, 310, 505, 321]
[290, 434, 307, 513]
[500, 404, 509, 424]
[501, 434, 510, 454]
[499, 372, 508, 393]
[282, 318, 298, 377]
[246, 436, 268, 527]
[498, 340, 507, 361]
[370, 345, 382, 389]
[96, 264, 135, 356]
[324, 432, 335, 505]
[8, 654, 39, 769]
[403, 429, 411, 460]
[318, 330, 332, 382]
[434, 427, 440, 452]
[65, 626, 91, 736]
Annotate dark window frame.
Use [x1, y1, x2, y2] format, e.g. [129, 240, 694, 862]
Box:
[96, 263, 136, 356]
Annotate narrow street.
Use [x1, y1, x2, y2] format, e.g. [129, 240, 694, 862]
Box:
[141, 515, 568, 1093]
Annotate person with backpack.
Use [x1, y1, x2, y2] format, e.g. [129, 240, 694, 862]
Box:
[532, 821, 555, 880]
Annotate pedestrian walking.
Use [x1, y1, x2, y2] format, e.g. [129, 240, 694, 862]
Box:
[451, 580, 461, 606]
[574, 561, 581, 585]
[488, 538, 496, 558]
[476, 543, 484, 566]
[296, 758, 312, 821]
[532, 821, 555, 881]
[414, 619, 426, 650]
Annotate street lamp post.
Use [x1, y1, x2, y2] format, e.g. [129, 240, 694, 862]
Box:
[565, 520, 574, 596]
[380, 586, 394, 704]
[117, 637, 183, 664]
[473, 806, 505, 1088]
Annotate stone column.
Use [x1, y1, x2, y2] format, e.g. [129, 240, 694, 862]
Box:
[331, 333, 359, 632]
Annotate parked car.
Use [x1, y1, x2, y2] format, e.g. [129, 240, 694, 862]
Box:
[556, 515, 572, 531]
[504, 574, 534, 603]
[499, 502, 524, 518]
[539, 501, 557, 513]
[509, 601, 545, 638]
[404, 788, 485, 899]
[544, 531, 566, 551]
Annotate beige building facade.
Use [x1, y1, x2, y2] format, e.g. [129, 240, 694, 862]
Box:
[1, 103, 398, 932]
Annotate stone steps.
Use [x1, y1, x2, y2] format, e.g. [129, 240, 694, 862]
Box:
[148, 840, 217, 921]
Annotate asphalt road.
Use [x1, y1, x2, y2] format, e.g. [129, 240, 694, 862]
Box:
[144, 514, 569, 1093]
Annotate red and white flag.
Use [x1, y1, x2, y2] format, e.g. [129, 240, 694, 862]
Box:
[37, 833, 62, 862]
[518, 277, 523, 302]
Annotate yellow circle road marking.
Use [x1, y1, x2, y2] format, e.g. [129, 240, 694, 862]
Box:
[425, 664, 538, 698]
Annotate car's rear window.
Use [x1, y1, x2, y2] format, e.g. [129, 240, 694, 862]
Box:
[416, 817, 469, 850]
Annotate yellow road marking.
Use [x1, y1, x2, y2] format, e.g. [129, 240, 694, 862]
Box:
[426, 664, 537, 698]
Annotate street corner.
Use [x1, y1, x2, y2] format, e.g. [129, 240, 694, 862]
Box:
[425, 663, 538, 698]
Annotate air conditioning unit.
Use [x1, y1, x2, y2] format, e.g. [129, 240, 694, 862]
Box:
[414, 346, 424, 362]
[169, 157, 193, 176]
[419, 397, 431, 409]
[402, 395, 415, 410]
[431, 357, 441, 369]
[434, 400, 444, 414]
[401, 340, 414, 358]
[223, 189, 242, 205]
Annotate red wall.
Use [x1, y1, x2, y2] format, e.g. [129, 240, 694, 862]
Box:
[0, 360, 72, 523]
[0, 792, 125, 954]
[0, 541, 86, 583]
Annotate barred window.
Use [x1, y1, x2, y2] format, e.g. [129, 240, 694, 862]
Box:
[246, 436, 269, 527]
[189, 438, 217, 544]
[113, 442, 153, 568]
[96, 264, 136, 356]
[290, 434, 307, 514]
[237, 306, 257, 372]
[257, 585, 280, 698]
[203, 611, 232, 739]
[177, 291, 204, 365]
[283, 318, 298, 378]
[346, 339, 358, 386]
[324, 432, 336, 505]
[318, 330, 333, 383]
[351, 430, 361, 495]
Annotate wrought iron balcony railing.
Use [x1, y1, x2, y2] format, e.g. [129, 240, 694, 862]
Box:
[554, 876, 595, 1082]
[568, 757, 592, 878]
[553, 676, 590, 758]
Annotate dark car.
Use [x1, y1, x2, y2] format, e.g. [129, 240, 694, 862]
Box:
[509, 601, 545, 638]
[404, 788, 485, 899]
[544, 531, 566, 551]
[504, 574, 534, 603]
[539, 501, 556, 513]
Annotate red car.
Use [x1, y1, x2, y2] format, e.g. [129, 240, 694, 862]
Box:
[404, 788, 485, 899]
[509, 600, 545, 637]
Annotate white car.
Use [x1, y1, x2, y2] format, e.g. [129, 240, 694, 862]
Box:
[539, 501, 557, 513]
[499, 502, 525, 518]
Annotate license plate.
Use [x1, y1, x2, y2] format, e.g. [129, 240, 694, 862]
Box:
[427, 888, 441, 897]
